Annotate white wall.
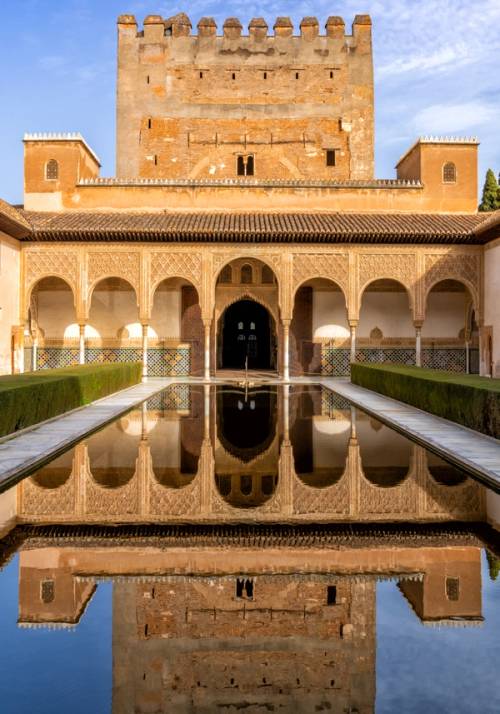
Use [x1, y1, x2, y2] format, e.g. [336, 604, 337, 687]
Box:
[36, 288, 76, 339]
[36, 285, 182, 340]
[484, 241, 500, 374]
[312, 290, 349, 338]
[422, 292, 467, 338]
[0, 233, 20, 373]
[358, 292, 413, 338]
[151, 289, 181, 338]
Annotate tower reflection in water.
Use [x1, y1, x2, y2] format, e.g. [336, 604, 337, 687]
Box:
[5, 384, 498, 714]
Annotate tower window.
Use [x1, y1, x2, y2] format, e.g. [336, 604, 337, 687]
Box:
[146, 75, 150, 84]
[326, 149, 336, 167]
[236, 578, 254, 600]
[237, 155, 254, 177]
[45, 159, 59, 180]
[199, 71, 203, 79]
[329, 70, 334, 79]
[41, 579, 55, 604]
[232, 72, 236, 80]
[446, 577, 460, 601]
[147, 118, 152, 129]
[263, 71, 267, 79]
[295, 72, 299, 79]
[326, 585, 337, 606]
[443, 162, 457, 183]
[154, 155, 158, 166]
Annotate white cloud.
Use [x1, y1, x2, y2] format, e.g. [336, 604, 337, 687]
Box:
[412, 101, 497, 134]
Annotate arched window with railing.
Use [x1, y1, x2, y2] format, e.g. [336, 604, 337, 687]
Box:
[241, 264, 253, 284]
[45, 159, 59, 180]
[442, 162, 457, 184]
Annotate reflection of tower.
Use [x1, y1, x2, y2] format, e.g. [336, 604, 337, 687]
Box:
[112, 576, 376, 714]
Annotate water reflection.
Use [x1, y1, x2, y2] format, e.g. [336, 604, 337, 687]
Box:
[0, 382, 499, 713]
[14, 384, 488, 524]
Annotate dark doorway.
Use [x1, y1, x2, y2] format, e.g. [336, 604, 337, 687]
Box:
[220, 299, 275, 370]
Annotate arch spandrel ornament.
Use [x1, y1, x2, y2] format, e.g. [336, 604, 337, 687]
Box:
[150, 251, 203, 292]
[423, 253, 481, 315]
[24, 251, 79, 306]
[292, 253, 349, 294]
[87, 252, 141, 296]
[357, 253, 417, 312]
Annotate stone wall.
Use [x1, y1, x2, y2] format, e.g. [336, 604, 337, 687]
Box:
[116, 13, 374, 181]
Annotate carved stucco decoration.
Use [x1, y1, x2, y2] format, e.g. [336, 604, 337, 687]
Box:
[424, 253, 480, 311]
[25, 250, 79, 298]
[423, 471, 484, 518]
[292, 472, 351, 516]
[19, 471, 76, 518]
[150, 251, 203, 292]
[357, 253, 416, 307]
[148, 474, 201, 517]
[292, 253, 349, 294]
[87, 252, 141, 294]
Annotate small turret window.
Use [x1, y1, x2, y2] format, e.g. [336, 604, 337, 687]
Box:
[326, 149, 336, 167]
[443, 162, 457, 183]
[237, 155, 254, 177]
[46, 159, 59, 180]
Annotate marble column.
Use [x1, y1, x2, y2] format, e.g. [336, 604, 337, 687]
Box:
[141, 324, 148, 380]
[349, 322, 357, 363]
[414, 322, 422, 367]
[78, 324, 86, 365]
[32, 333, 38, 371]
[204, 321, 211, 381]
[282, 321, 290, 382]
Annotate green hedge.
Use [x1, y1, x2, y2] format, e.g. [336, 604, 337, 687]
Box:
[351, 363, 500, 438]
[0, 362, 142, 438]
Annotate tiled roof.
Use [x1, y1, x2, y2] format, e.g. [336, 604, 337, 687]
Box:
[0, 198, 32, 238]
[21, 211, 487, 243]
[473, 209, 500, 241]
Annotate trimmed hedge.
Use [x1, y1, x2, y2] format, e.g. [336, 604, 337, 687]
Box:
[351, 363, 500, 438]
[0, 362, 142, 438]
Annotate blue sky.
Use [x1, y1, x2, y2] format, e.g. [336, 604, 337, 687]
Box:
[0, 0, 499, 205]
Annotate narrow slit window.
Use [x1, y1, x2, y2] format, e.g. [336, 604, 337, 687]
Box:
[45, 159, 59, 180]
[330, 70, 334, 79]
[295, 72, 299, 79]
[199, 70, 203, 79]
[146, 75, 150, 84]
[147, 118, 152, 129]
[263, 71, 267, 79]
[232, 72, 236, 80]
[246, 155, 254, 176]
[326, 149, 336, 167]
[327, 585, 337, 606]
[443, 162, 457, 183]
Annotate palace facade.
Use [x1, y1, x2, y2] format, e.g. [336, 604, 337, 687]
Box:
[0, 11, 499, 378]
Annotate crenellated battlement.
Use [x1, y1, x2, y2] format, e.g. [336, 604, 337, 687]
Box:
[117, 12, 371, 46]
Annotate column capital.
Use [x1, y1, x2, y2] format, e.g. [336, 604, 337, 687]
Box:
[282, 319, 291, 328]
[348, 319, 358, 329]
[413, 320, 424, 329]
[202, 318, 212, 329]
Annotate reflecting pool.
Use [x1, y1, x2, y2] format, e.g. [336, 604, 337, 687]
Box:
[0, 384, 499, 713]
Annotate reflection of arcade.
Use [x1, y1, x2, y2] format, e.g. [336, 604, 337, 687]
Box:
[17, 385, 485, 524]
[14, 537, 486, 713]
[215, 386, 279, 508]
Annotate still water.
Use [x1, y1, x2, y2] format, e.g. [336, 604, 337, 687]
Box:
[0, 384, 499, 713]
